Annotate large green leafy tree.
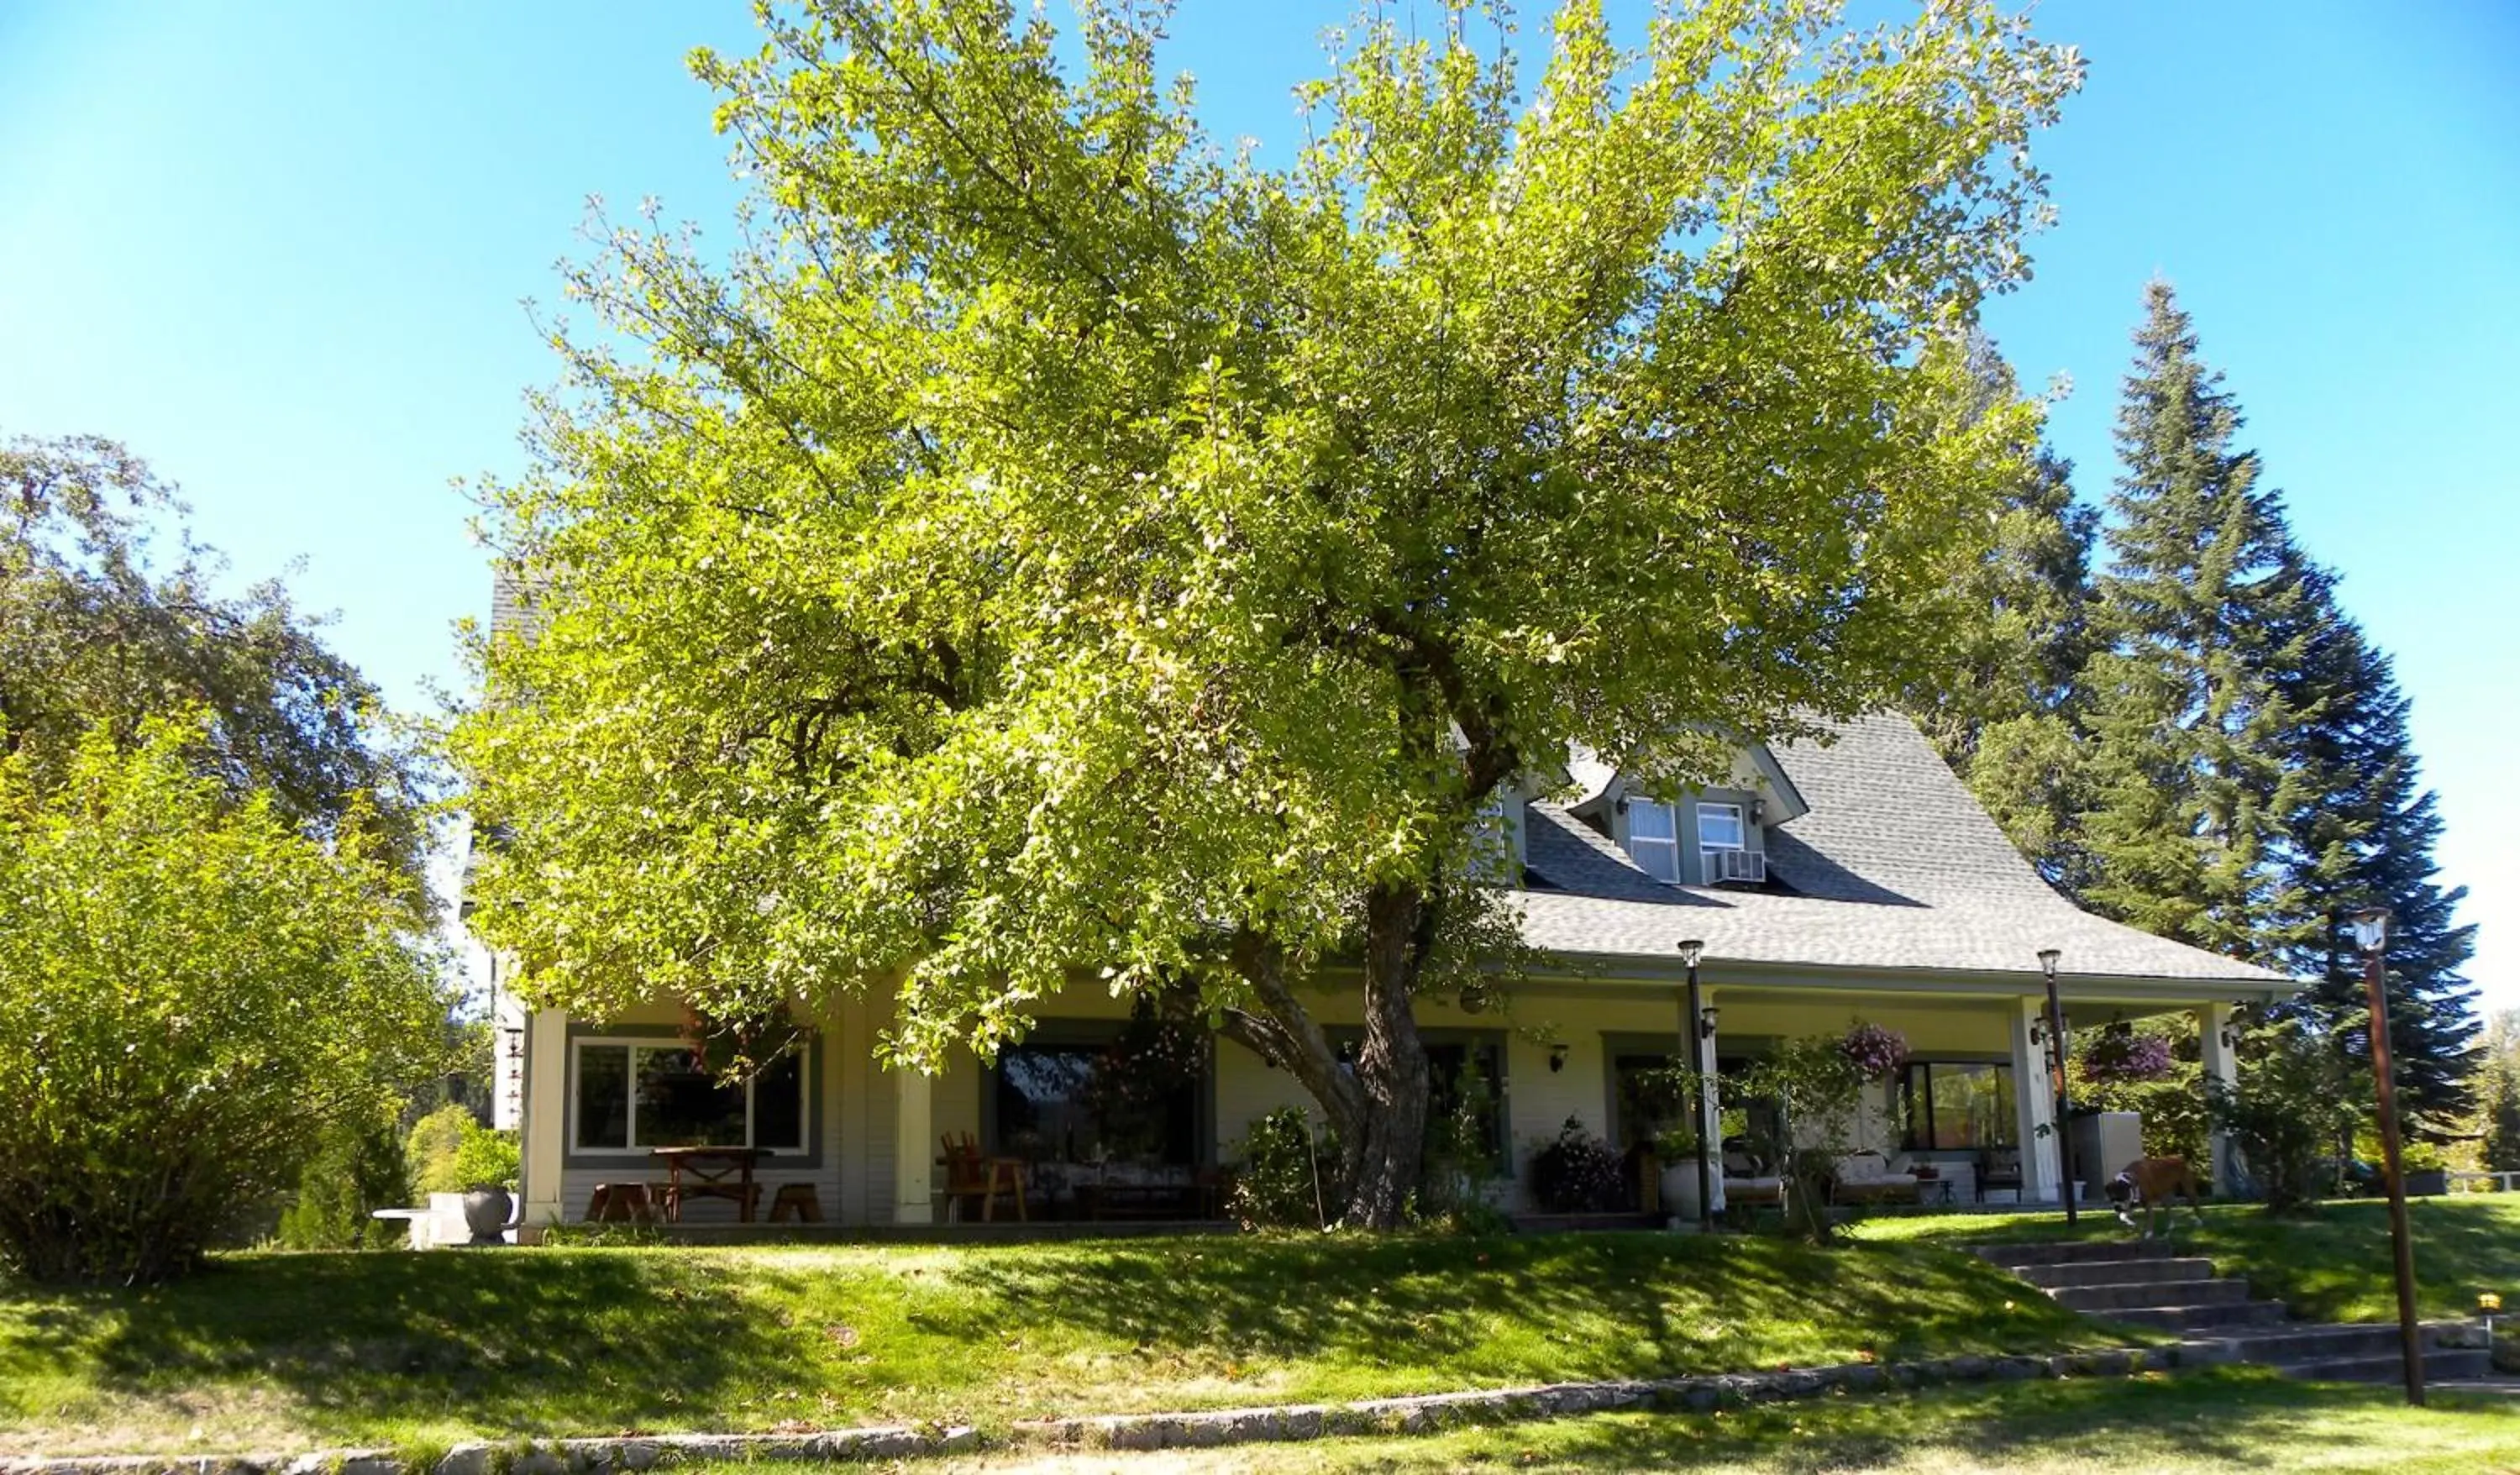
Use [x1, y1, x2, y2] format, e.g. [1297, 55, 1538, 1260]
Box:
[454, 0, 2078, 1224]
[2073, 282, 2319, 961]
[0, 433, 431, 892]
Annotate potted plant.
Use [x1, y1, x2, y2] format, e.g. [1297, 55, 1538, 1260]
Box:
[1652, 1125, 1704, 1220]
[452, 1126, 522, 1245]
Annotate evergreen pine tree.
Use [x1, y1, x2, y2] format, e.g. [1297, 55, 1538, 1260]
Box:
[1906, 334, 2100, 883]
[2271, 575, 2477, 1120]
[2075, 280, 2318, 961]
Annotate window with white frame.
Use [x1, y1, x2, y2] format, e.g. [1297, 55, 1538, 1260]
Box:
[1625, 800, 1680, 882]
[571, 1038, 807, 1154]
[1697, 801, 1746, 851]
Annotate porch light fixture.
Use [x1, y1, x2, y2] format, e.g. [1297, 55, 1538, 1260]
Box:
[1677, 939, 1705, 970]
[1548, 1043, 1568, 1073]
[1698, 1005, 1720, 1040]
[2038, 947, 2076, 1228]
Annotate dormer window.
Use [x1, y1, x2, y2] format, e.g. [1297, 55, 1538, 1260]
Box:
[1698, 802, 1746, 851]
[1626, 800, 1681, 883]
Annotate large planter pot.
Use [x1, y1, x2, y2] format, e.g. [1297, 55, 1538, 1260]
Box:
[461, 1187, 514, 1246]
[1661, 1162, 1704, 1224]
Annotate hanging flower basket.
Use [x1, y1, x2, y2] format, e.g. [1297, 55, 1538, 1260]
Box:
[1840, 1022, 1909, 1080]
[2084, 1026, 2174, 1083]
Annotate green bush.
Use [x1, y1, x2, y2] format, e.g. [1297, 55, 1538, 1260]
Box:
[1229, 1107, 1336, 1229]
[276, 1114, 412, 1250]
[1529, 1116, 1625, 1213]
[0, 723, 449, 1283]
[407, 1104, 480, 1195]
[2208, 1016, 2359, 1215]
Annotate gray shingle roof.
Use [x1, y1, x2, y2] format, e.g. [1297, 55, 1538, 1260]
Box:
[1510, 712, 2290, 989]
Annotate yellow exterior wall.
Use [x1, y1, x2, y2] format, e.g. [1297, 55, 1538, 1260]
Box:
[526, 975, 2079, 1226]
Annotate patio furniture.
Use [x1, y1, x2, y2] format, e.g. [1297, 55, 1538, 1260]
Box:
[1719, 1142, 1785, 1208]
[1977, 1146, 2024, 1202]
[941, 1132, 1028, 1222]
[1829, 1151, 1922, 1206]
[585, 1182, 659, 1223]
[650, 1146, 767, 1222]
[769, 1183, 824, 1223]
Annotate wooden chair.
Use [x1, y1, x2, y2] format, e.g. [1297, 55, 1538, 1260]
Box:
[585, 1182, 658, 1224]
[769, 1183, 824, 1223]
[941, 1132, 1028, 1222]
[1978, 1146, 2024, 1201]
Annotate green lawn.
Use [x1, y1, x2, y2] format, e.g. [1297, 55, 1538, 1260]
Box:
[1853, 1194, 2520, 1322]
[0, 1231, 2115, 1457]
[918, 1369, 2520, 1472]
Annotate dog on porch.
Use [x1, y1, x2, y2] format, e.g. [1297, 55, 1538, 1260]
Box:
[2103, 1156, 2208, 1238]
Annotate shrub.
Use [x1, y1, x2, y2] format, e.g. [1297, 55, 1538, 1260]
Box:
[2207, 1016, 2359, 1215]
[1229, 1107, 1336, 1229]
[1528, 1117, 1625, 1213]
[276, 1113, 412, 1250]
[0, 722, 449, 1283]
[406, 1104, 479, 1195]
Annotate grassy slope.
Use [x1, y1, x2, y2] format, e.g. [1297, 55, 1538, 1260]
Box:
[1854, 1196, 2520, 1322]
[912, 1369, 2520, 1474]
[0, 1232, 2114, 1457]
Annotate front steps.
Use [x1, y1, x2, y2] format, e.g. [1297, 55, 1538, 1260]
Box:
[1972, 1238, 2491, 1383]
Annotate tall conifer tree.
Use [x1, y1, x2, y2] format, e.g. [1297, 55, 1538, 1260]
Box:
[2076, 281, 2318, 961]
[2271, 567, 2477, 1118]
[1907, 337, 2098, 884]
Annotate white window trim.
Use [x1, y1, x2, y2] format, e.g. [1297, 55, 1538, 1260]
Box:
[1697, 801, 1747, 851]
[569, 1035, 808, 1156]
[1625, 800, 1682, 883]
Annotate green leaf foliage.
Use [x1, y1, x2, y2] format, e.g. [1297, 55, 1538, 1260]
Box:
[452, 0, 2079, 1221]
[0, 720, 452, 1283]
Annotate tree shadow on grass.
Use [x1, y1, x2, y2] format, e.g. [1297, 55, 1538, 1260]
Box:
[2, 1250, 807, 1441]
[934, 1232, 2106, 1393]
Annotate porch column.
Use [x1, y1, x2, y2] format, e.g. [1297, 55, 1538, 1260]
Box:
[892, 1065, 934, 1225]
[1690, 988, 1725, 1215]
[2008, 996, 2061, 1202]
[2199, 1002, 2239, 1196]
[519, 1006, 570, 1240]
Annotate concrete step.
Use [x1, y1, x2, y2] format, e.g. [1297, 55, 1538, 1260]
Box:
[2013, 1257, 2217, 1290]
[2053, 1276, 2253, 1313]
[2108, 1299, 2289, 1332]
[2281, 1348, 2491, 1383]
[2181, 1322, 2418, 1365]
[1971, 1239, 2174, 1268]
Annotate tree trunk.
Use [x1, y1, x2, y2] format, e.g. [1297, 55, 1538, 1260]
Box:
[1215, 882, 1440, 1230]
[1342, 883, 1436, 1228]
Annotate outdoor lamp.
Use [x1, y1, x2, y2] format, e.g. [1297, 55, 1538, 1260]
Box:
[1698, 1005, 1720, 1039]
[2037, 947, 2062, 978]
[1677, 938, 1705, 970]
[1548, 1043, 1568, 1073]
[2352, 907, 2391, 955]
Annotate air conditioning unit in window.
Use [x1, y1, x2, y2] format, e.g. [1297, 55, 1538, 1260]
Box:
[1702, 848, 1766, 885]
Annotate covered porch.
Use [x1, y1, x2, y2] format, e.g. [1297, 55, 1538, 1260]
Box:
[506, 957, 2265, 1239]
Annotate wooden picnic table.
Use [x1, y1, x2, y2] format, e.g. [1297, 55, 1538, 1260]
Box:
[650, 1145, 766, 1222]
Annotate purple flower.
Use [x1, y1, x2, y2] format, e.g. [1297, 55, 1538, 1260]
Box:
[1841, 1022, 1909, 1079]
[2086, 1031, 2174, 1083]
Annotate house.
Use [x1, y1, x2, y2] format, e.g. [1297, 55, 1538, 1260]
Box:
[480, 616, 2294, 1231]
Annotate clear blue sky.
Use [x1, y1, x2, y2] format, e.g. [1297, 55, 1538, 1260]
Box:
[3, 3, 2512, 1008]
